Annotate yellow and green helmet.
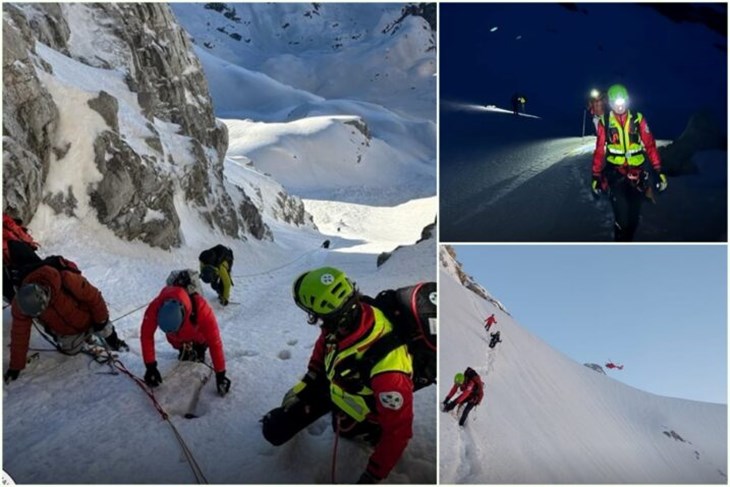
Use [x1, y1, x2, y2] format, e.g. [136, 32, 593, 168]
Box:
[292, 267, 355, 317]
[454, 372, 465, 385]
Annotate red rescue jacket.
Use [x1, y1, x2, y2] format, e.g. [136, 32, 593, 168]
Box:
[306, 303, 414, 481]
[484, 314, 496, 327]
[3, 214, 39, 264]
[10, 266, 109, 370]
[140, 286, 226, 373]
[445, 374, 484, 406]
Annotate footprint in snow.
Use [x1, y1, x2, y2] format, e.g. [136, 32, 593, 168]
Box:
[241, 350, 259, 357]
[287, 339, 298, 346]
[306, 419, 328, 437]
[278, 350, 292, 360]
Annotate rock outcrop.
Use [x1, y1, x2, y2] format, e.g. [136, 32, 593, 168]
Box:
[2, 3, 281, 247]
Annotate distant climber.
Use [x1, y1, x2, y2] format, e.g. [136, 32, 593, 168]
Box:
[442, 367, 484, 427]
[321, 239, 331, 249]
[484, 313, 497, 332]
[488, 331, 502, 349]
[199, 244, 234, 306]
[591, 83, 667, 241]
[605, 361, 623, 370]
[511, 93, 527, 115]
[3, 213, 41, 302]
[587, 88, 606, 133]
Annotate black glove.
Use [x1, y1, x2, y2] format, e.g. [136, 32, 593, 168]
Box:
[443, 401, 456, 412]
[105, 330, 128, 352]
[216, 370, 231, 396]
[219, 296, 229, 306]
[144, 362, 162, 388]
[357, 471, 380, 484]
[4, 369, 20, 384]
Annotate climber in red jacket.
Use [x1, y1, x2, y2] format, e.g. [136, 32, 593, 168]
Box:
[140, 285, 231, 396]
[442, 367, 484, 427]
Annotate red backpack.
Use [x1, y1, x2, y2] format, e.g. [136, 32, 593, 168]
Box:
[3, 214, 39, 264]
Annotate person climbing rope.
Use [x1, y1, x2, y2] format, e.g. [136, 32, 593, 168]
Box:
[198, 244, 234, 306]
[488, 331, 502, 349]
[4, 262, 127, 383]
[140, 276, 231, 396]
[261, 267, 414, 484]
[442, 367, 484, 427]
[591, 83, 668, 241]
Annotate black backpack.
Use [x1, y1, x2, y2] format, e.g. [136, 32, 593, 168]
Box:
[348, 282, 437, 392]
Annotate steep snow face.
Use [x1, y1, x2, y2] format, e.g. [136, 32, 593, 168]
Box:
[439, 267, 727, 483]
[171, 3, 436, 121]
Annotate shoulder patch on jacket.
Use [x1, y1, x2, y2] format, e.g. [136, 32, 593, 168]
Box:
[378, 391, 404, 410]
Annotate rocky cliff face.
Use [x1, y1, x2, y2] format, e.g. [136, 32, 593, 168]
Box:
[439, 245, 510, 314]
[2, 3, 295, 247]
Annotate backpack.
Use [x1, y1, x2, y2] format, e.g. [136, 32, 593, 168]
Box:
[356, 282, 437, 392]
[464, 367, 484, 403]
[16, 255, 81, 283]
[166, 269, 202, 324]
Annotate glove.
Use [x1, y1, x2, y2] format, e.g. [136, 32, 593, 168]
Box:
[144, 362, 162, 388]
[655, 173, 668, 192]
[105, 330, 129, 352]
[216, 370, 231, 396]
[443, 401, 456, 412]
[591, 174, 605, 197]
[4, 369, 20, 384]
[357, 471, 380, 484]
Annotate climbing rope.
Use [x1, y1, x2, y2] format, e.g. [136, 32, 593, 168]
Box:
[107, 355, 209, 484]
[232, 248, 321, 279]
[25, 324, 208, 484]
[110, 302, 150, 323]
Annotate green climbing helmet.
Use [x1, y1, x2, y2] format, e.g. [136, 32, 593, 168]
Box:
[607, 84, 629, 114]
[454, 372, 465, 385]
[292, 267, 355, 317]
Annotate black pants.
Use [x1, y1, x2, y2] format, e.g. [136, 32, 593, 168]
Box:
[607, 171, 646, 242]
[262, 388, 380, 446]
[459, 402, 476, 426]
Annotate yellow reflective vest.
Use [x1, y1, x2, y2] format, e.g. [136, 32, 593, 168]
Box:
[325, 306, 413, 422]
[602, 111, 646, 167]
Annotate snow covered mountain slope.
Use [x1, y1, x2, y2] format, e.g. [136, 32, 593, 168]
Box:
[3, 210, 436, 484]
[440, 109, 726, 241]
[439, 264, 727, 483]
[171, 3, 437, 206]
[171, 3, 436, 121]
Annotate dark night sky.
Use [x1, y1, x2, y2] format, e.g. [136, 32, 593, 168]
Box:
[440, 3, 728, 138]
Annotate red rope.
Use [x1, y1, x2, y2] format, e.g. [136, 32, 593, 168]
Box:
[112, 359, 168, 420]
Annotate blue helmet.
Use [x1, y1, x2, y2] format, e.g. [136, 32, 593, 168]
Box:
[158, 299, 184, 333]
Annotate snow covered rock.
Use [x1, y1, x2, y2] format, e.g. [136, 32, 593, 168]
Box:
[439, 245, 509, 314]
[2, 3, 274, 247]
[583, 363, 607, 375]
